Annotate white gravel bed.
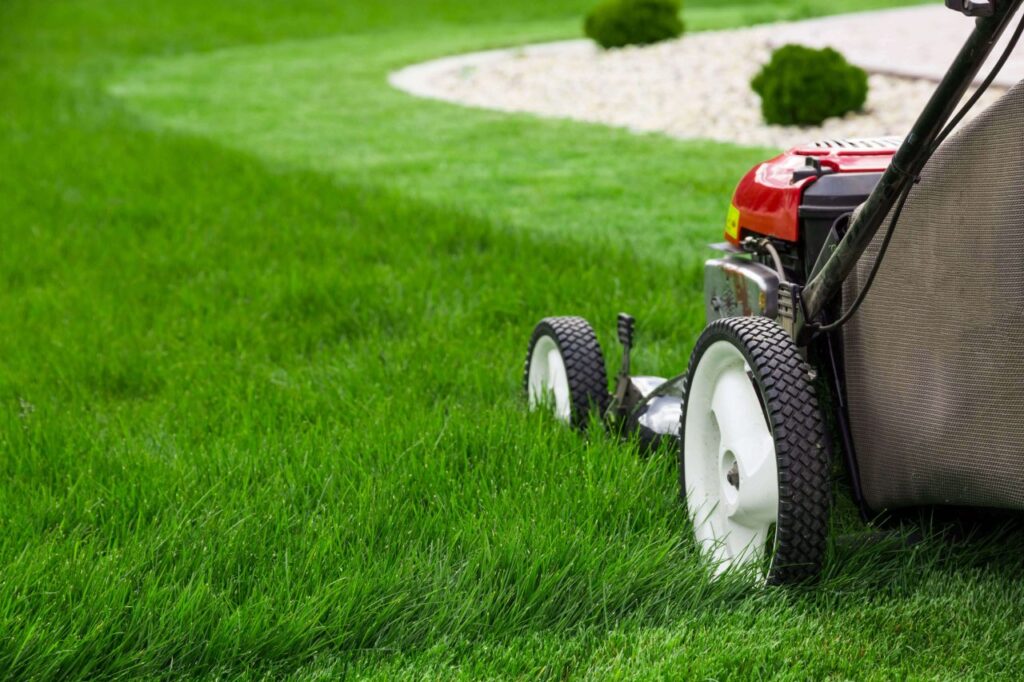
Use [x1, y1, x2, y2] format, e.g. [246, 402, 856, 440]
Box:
[390, 7, 1016, 149]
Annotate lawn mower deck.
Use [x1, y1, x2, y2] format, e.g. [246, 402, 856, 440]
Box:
[524, 0, 1024, 584]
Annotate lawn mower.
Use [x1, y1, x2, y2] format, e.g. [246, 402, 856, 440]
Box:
[523, 0, 1024, 584]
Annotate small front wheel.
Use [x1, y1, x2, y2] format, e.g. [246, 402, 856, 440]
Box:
[524, 316, 609, 430]
[680, 316, 830, 584]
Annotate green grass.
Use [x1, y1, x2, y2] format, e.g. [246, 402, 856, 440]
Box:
[107, 27, 764, 265]
[5, 0, 1023, 678]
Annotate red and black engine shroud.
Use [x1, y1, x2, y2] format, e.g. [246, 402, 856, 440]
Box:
[707, 138, 898, 321]
[727, 138, 900, 275]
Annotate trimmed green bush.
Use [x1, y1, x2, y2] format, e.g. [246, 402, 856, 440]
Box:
[584, 0, 684, 49]
[751, 44, 869, 126]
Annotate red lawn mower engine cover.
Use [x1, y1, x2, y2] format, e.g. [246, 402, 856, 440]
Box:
[725, 138, 900, 275]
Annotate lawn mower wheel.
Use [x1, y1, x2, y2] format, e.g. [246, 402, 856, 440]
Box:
[680, 316, 830, 584]
[524, 316, 609, 430]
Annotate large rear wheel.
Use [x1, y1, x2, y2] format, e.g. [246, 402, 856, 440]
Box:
[680, 316, 830, 584]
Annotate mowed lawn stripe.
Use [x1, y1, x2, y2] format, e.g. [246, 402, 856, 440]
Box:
[108, 24, 765, 262]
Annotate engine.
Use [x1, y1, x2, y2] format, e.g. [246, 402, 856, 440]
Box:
[706, 138, 897, 325]
[726, 137, 899, 280]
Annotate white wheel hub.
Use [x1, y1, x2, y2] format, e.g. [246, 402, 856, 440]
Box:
[527, 335, 571, 423]
[684, 340, 779, 575]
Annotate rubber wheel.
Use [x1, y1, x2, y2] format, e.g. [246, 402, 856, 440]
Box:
[524, 316, 609, 430]
[679, 316, 830, 584]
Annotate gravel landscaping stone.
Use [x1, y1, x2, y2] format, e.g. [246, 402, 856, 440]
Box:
[390, 6, 1016, 149]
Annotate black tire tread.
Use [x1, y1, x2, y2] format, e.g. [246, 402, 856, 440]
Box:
[679, 316, 830, 585]
[524, 316, 609, 430]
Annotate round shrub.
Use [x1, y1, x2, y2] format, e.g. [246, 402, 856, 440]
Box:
[751, 44, 869, 126]
[584, 0, 684, 49]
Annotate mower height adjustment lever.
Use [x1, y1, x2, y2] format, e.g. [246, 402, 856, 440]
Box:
[617, 312, 635, 376]
[945, 0, 995, 17]
[606, 312, 641, 421]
